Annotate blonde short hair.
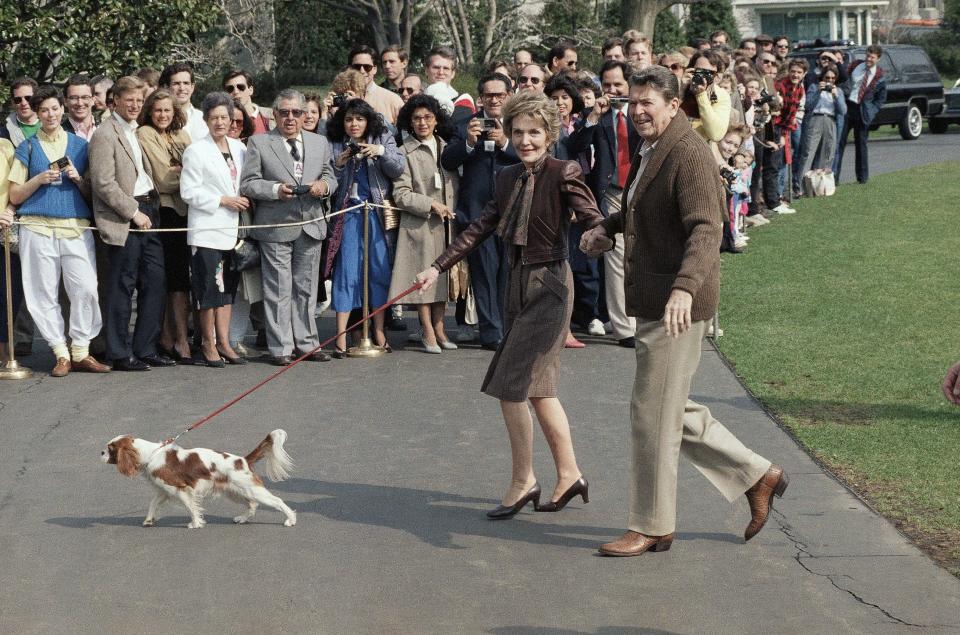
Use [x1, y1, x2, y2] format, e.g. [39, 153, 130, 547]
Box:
[501, 91, 560, 145]
[331, 69, 366, 96]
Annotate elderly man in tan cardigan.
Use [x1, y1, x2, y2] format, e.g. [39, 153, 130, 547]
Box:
[581, 66, 788, 557]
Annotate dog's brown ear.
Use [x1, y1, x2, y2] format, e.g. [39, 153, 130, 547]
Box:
[116, 438, 140, 477]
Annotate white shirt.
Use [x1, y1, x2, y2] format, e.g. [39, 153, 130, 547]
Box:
[625, 140, 658, 205]
[183, 104, 209, 142]
[849, 64, 877, 105]
[112, 111, 155, 196]
[272, 133, 304, 198]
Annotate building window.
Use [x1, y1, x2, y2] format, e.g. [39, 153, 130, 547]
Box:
[760, 11, 831, 42]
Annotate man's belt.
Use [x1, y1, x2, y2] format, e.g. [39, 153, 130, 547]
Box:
[134, 190, 159, 203]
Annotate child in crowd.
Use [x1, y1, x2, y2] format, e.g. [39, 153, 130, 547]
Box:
[729, 150, 754, 249]
[713, 122, 750, 252]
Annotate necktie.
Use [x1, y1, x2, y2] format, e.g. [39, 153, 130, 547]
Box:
[287, 138, 300, 162]
[616, 111, 630, 189]
[857, 68, 869, 103]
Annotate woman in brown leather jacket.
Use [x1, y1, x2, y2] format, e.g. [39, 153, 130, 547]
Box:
[417, 92, 604, 519]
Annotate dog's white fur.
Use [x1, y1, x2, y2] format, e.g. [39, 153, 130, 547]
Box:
[101, 429, 296, 529]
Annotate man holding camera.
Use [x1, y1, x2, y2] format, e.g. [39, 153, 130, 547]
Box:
[567, 60, 640, 346]
[240, 89, 338, 365]
[440, 72, 519, 349]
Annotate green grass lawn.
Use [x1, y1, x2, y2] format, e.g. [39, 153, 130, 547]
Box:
[715, 161, 960, 575]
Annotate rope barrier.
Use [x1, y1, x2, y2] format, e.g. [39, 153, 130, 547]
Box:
[161, 281, 424, 447]
[8, 201, 403, 234]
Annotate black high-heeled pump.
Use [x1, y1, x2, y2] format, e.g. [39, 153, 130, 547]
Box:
[536, 476, 589, 512]
[486, 483, 541, 519]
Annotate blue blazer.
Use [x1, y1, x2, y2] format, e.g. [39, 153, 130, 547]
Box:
[845, 61, 887, 126]
[565, 107, 641, 216]
[440, 110, 520, 226]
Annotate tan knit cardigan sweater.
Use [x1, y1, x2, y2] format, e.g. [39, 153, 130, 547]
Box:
[601, 113, 723, 322]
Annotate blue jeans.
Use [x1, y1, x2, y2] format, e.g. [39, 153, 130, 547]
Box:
[778, 127, 803, 196]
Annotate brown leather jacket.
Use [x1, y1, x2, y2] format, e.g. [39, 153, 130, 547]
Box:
[434, 156, 603, 272]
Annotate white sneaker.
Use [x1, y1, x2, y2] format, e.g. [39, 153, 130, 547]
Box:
[734, 238, 748, 249]
[587, 319, 606, 336]
[772, 203, 796, 215]
[744, 215, 770, 227]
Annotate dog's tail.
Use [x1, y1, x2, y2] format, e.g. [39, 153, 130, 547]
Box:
[245, 429, 294, 481]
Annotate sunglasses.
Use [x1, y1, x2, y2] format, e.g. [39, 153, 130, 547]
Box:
[669, 64, 683, 71]
[399, 87, 417, 95]
[351, 63, 375, 73]
[12, 95, 32, 104]
[482, 92, 508, 100]
[518, 76, 541, 85]
[225, 83, 247, 92]
[761, 59, 776, 64]
[276, 109, 304, 118]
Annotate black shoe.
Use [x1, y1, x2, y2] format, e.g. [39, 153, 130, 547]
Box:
[296, 349, 331, 362]
[480, 341, 501, 351]
[217, 350, 247, 365]
[113, 357, 151, 371]
[194, 353, 225, 368]
[270, 354, 293, 366]
[140, 353, 177, 367]
[331, 347, 347, 359]
[536, 477, 589, 512]
[617, 337, 635, 348]
[487, 483, 541, 519]
[386, 316, 408, 331]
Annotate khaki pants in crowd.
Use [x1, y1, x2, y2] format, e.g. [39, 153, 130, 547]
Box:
[629, 318, 771, 536]
[603, 189, 636, 340]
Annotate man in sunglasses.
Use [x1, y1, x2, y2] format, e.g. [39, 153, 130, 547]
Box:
[348, 45, 403, 125]
[222, 69, 274, 134]
[516, 64, 547, 94]
[805, 49, 848, 88]
[547, 43, 578, 75]
[399, 74, 423, 103]
[240, 89, 338, 365]
[159, 62, 207, 141]
[1, 77, 40, 147]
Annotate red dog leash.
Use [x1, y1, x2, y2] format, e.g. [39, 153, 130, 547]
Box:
[162, 281, 424, 446]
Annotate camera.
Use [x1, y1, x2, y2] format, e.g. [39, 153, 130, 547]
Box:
[290, 184, 311, 196]
[607, 96, 630, 106]
[346, 141, 362, 156]
[478, 117, 498, 131]
[690, 68, 715, 87]
[719, 166, 738, 185]
[822, 82, 835, 92]
[332, 93, 349, 110]
[754, 89, 777, 107]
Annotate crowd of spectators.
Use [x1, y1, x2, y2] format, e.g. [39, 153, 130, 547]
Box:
[0, 30, 888, 375]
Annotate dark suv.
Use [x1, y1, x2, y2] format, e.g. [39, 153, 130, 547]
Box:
[789, 44, 944, 140]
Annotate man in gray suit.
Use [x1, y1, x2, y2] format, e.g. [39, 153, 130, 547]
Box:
[240, 89, 338, 365]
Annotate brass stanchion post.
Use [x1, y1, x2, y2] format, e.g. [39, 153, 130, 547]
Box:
[0, 225, 33, 379]
[348, 202, 385, 358]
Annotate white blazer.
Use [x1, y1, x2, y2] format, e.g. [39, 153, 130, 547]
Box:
[181, 135, 246, 250]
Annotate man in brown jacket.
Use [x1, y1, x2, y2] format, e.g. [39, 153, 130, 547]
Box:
[581, 66, 788, 557]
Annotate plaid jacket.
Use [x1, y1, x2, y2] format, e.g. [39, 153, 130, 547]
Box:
[773, 78, 805, 131]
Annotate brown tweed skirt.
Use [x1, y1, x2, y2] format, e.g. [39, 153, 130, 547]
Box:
[481, 259, 573, 402]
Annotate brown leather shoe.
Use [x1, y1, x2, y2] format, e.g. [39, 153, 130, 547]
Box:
[51, 358, 71, 377]
[599, 531, 674, 557]
[744, 464, 789, 541]
[72, 356, 112, 373]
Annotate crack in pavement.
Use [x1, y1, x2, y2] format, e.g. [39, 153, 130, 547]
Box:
[772, 509, 932, 628]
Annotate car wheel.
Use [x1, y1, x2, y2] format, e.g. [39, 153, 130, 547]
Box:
[899, 103, 923, 140]
[929, 119, 948, 134]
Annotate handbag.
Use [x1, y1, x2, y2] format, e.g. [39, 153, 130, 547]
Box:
[372, 157, 400, 231]
[233, 209, 260, 271]
[436, 147, 469, 301]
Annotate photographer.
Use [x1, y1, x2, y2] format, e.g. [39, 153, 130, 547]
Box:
[679, 50, 731, 143]
[796, 63, 846, 183]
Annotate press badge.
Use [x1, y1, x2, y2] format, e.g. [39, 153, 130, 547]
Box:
[434, 172, 443, 189]
[294, 161, 304, 179]
[350, 181, 359, 200]
[484, 140, 495, 152]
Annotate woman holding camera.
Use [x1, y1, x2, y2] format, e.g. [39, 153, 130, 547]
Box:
[680, 49, 731, 143]
[796, 63, 846, 181]
[137, 88, 192, 362]
[388, 95, 459, 354]
[416, 92, 604, 519]
[7, 84, 110, 377]
[179, 92, 249, 367]
[324, 98, 404, 356]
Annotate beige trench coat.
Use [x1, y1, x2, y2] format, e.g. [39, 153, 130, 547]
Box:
[388, 134, 459, 303]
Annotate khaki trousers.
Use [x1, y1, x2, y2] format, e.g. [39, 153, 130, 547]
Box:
[629, 318, 771, 536]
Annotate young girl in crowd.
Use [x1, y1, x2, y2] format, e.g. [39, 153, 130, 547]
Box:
[713, 122, 750, 252]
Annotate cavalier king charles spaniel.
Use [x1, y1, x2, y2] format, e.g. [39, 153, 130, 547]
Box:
[101, 429, 296, 529]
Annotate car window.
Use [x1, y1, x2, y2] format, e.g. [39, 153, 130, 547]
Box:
[878, 52, 896, 77]
[894, 48, 939, 82]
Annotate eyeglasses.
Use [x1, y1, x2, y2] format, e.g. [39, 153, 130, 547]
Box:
[412, 114, 436, 123]
[820, 56, 833, 61]
[776, 44, 789, 49]
[399, 87, 418, 95]
[66, 95, 93, 102]
[761, 59, 776, 65]
[230, 118, 244, 125]
[351, 63, 375, 73]
[225, 83, 247, 92]
[482, 92, 508, 101]
[12, 95, 32, 104]
[669, 64, 683, 71]
[518, 76, 541, 85]
[276, 109, 304, 118]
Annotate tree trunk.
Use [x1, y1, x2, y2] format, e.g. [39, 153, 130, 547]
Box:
[440, 1, 467, 66]
[622, 0, 700, 42]
[454, 0, 474, 66]
[481, 0, 497, 64]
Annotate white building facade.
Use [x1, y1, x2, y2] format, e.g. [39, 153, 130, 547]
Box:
[732, 0, 890, 44]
